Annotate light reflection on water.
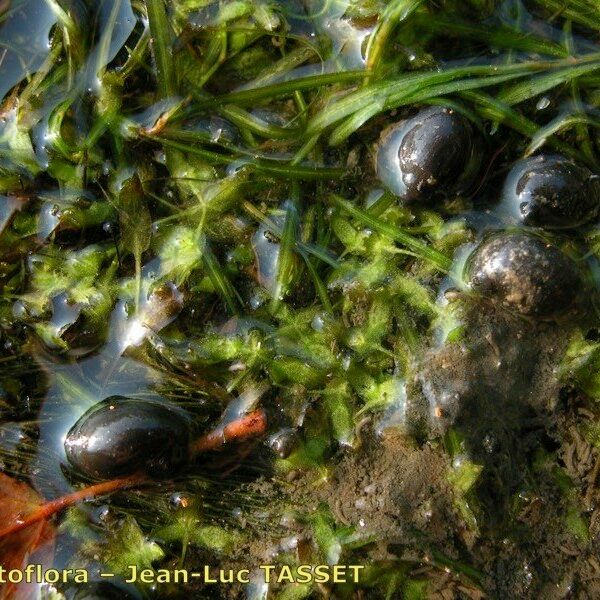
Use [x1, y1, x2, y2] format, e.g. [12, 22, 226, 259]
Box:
[0, 1, 597, 595]
[236, 0, 371, 89]
[30, 300, 167, 498]
[0, 0, 56, 102]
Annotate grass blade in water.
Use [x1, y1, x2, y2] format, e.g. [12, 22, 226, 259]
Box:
[525, 113, 600, 156]
[365, 0, 424, 74]
[308, 61, 554, 134]
[498, 61, 600, 105]
[145, 0, 175, 97]
[207, 72, 366, 107]
[330, 195, 451, 271]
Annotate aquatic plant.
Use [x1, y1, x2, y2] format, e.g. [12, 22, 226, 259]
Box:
[0, 0, 599, 598]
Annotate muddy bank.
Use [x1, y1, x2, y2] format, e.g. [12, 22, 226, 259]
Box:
[200, 304, 600, 599]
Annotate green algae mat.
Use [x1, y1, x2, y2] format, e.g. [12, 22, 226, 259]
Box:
[0, 0, 600, 598]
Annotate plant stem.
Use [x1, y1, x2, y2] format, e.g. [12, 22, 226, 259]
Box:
[189, 410, 268, 456]
[146, 0, 175, 97]
[0, 475, 145, 539]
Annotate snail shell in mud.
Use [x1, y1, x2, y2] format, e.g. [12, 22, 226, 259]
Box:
[466, 232, 582, 319]
[64, 396, 191, 479]
[500, 154, 600, 229]
[375, 106, 482, 203]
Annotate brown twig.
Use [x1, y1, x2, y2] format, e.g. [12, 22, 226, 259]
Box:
[0, 411, 267, 540]
[189, 409, 267, 456]
[0, 475, 145, 539]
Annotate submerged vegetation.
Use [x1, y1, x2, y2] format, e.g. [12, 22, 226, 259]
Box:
[0, 0, 600, 598]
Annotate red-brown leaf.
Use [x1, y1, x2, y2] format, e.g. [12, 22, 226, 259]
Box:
[0, 473, 56, 600]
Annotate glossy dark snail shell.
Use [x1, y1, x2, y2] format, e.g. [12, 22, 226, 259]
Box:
[64, 396, 191, 479]
[375, 106, 482, 203]
[467, 232, 581, 319]
[500, 154, 600, 229]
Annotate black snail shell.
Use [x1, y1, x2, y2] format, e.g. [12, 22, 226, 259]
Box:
[64, 396, 191, 479]
[375, 106, 482, 203]
[466, 232, 581, 319]
[500, 154, 600, 229]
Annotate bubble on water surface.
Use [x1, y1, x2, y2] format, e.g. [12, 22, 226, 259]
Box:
[536, 96, 551, 110]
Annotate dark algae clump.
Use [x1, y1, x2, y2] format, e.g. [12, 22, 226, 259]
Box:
[0, 0, 600, 599]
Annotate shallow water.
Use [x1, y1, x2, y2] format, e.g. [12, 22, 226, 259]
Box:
[0, 0, 599, 598]
[0, 0, 56, 102]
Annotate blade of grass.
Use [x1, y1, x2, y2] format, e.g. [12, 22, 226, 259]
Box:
[498, 60, 600, 105]
[93, 0, 125, 84]
[248, 45, 320, 88]
[209, 103, 299, 140]
[199, 236, 242, 315]
[145, 0, 175, 97]
[194, 28, 228, 89]
[532, 0, 600, 32]
[420, 15, 568, 58]
[330, 195, 451, 272]
[146, 134, 345, 180]
[329, 70, 530, 144]
[366, 190, 397, 217]
[564, 20, 598, 168]
[525, 112, 600, 156]
[18, 39, 63, 106]
[242, 201, 340, 268]
[120, 28, 150, 79]
[569, 81, 598, 169]
[303, 255, 334, 314]
[308, 60, 557, 135]
[365, 0, 425, 75]
[43, 0, 78, 39]
[329, 98, 386, 146]
[462, 90, 593, 167]
[292, 134, 321, 165]
[422, 98, 485, 132]
[204, 71, 366, 107]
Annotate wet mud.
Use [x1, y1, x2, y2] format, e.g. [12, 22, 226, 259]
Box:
[208, 304, 600, 599]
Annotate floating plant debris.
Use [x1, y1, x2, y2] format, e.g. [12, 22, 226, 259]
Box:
[0, 0, 599, 598]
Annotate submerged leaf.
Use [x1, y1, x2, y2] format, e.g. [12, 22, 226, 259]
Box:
[117, 173, 152, 263]
[0, 473, 55, 600]
[103, 515, 164, 575]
